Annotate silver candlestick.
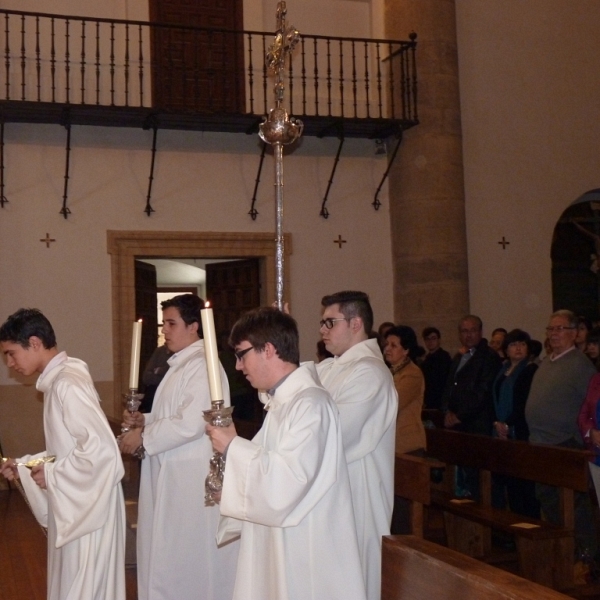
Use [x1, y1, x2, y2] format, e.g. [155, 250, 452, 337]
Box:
[122, 388, 145, 459]
[203, 399, 234, 505]
[259, 1, 303, 310]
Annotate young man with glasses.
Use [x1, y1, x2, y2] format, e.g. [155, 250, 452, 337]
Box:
[315, 290, 397, 600]
[525, 309, 597, 557]
[206, 307, 367, 600]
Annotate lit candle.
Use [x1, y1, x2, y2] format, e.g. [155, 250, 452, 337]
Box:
[129, 319, 143, 390]
[201, 302, 224, 401]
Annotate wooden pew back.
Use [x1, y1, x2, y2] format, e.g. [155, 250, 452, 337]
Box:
[382, 535, 570, 600]
[425, 428, 590, 492]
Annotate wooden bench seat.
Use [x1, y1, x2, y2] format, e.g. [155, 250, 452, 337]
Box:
[430, 488, 573, 587]
[382, 535, 571, 600]
[394, 453, 444, 537]
[424, 427, 592, 590]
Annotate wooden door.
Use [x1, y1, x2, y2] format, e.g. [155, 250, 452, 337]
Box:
[206, 258, 260, 335]
[149, 0, 245, 113]
[135, 260, 159, 390]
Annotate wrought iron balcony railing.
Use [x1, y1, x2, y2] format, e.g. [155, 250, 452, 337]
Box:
[0, 9, 418, 138]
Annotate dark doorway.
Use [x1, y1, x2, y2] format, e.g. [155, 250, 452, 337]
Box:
[149, 0, 246, 113]
[134, 259, 160, 390]
[133, 256, 263, 430]
[552, 193, 600, 322]
[206, 258, 260, 334]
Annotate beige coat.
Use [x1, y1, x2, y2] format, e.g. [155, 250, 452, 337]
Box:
[392, 360, 426, 454]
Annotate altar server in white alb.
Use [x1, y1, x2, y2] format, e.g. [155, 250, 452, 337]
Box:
[206, 307, 367, 600]
[119, 294, 238, 600]
[0, 308, 126, 600]
[316, 291, 398, 600]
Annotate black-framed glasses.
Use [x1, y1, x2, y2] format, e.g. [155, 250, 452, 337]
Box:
[319, 317, 349, 330]
[234, 346, 254, 361]
[545, 326, 576, 333]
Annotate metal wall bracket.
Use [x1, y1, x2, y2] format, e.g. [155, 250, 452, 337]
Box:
[144, 123, 158, 216]
[0, 120, 8, 208]
[59, 111, 72, 219]
[249, 141, 267, 220]
[372, 133, 402, 210]
[320, 135, 345, 219]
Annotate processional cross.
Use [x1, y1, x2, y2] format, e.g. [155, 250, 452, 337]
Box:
[259, 2, 303, 310]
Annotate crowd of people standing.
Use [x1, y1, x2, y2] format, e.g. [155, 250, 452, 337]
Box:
[380, 309, 600, 563]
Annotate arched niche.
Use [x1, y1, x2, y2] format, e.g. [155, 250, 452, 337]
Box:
[551, 189, 600, 321]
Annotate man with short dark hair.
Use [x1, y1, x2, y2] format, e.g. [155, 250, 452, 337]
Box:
[442, 315, 502, 498]
[0, 308, 126, 600]
[316, 290, 397, 600]
[206, 307, 366, 600]
[120, 294, 238, 600]
[526, 309, 597, 555]
[420, 326, 452, 410]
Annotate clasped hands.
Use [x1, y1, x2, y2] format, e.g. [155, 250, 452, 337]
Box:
[118, 410, 145, 455]
[205, 422, 237, 455]
[117, 410, 239, 455]
[0, 458, 47, 489]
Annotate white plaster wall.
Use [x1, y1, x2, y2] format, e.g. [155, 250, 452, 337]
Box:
[0, 124, 393, 384]
[456, 0, 600, 341]
[4, 0, 374, 38]
[0, 0, 148, 20]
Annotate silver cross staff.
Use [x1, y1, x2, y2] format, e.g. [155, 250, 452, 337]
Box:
[259, 1, 303, 310]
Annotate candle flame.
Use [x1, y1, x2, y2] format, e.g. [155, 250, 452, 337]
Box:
[205, 301, 211, 308]
[137, 318, 142, 323]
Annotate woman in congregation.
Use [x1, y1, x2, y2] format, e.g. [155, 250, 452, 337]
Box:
[585, 326, 600, 370]
[491, 328, 540, 518]
[576, 316, 593, 353]
[577, 372, 600, 505]
[383, 325, 426, 533]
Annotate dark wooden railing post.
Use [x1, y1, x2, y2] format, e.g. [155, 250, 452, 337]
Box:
[124, 22, 130, 106]
[65, 18, 70, 104]
[20, 15, 26, 101]
[80, 20, 86, 104]
[4, 13, 11, 100]
[35, 16, 40, 101]
[138, 24, 144, 107]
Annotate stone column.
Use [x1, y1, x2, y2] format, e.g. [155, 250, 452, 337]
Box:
[385, 0, 469, 343]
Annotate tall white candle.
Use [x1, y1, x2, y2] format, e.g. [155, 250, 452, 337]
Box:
[129, 319, 143, 389]
[201, 302, 224, 402]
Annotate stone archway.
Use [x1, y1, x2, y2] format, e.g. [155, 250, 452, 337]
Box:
[551, 189, 600, 321]
[107, 230, 291, 416]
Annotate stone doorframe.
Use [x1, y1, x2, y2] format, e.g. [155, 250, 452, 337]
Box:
[107, 230, 292, 417]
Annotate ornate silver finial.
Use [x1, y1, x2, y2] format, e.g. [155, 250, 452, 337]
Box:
[259, 1, 303, 147]
[265, 2, 300, 108]
[259, 2, 303, 311]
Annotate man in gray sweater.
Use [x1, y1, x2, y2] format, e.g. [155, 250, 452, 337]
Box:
[526, 309, 597, 556]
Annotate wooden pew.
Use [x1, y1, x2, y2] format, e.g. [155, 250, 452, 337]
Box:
[382, 535, 570, 600]
[394, 453, 444, 537]
[424, 427, 592, 590]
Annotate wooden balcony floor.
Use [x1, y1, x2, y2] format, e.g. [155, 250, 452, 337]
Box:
[0, 99, 415, 139]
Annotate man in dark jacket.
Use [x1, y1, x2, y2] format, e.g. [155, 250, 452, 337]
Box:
[442, 315, 502, 497]
[420, 327, 452, 410]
